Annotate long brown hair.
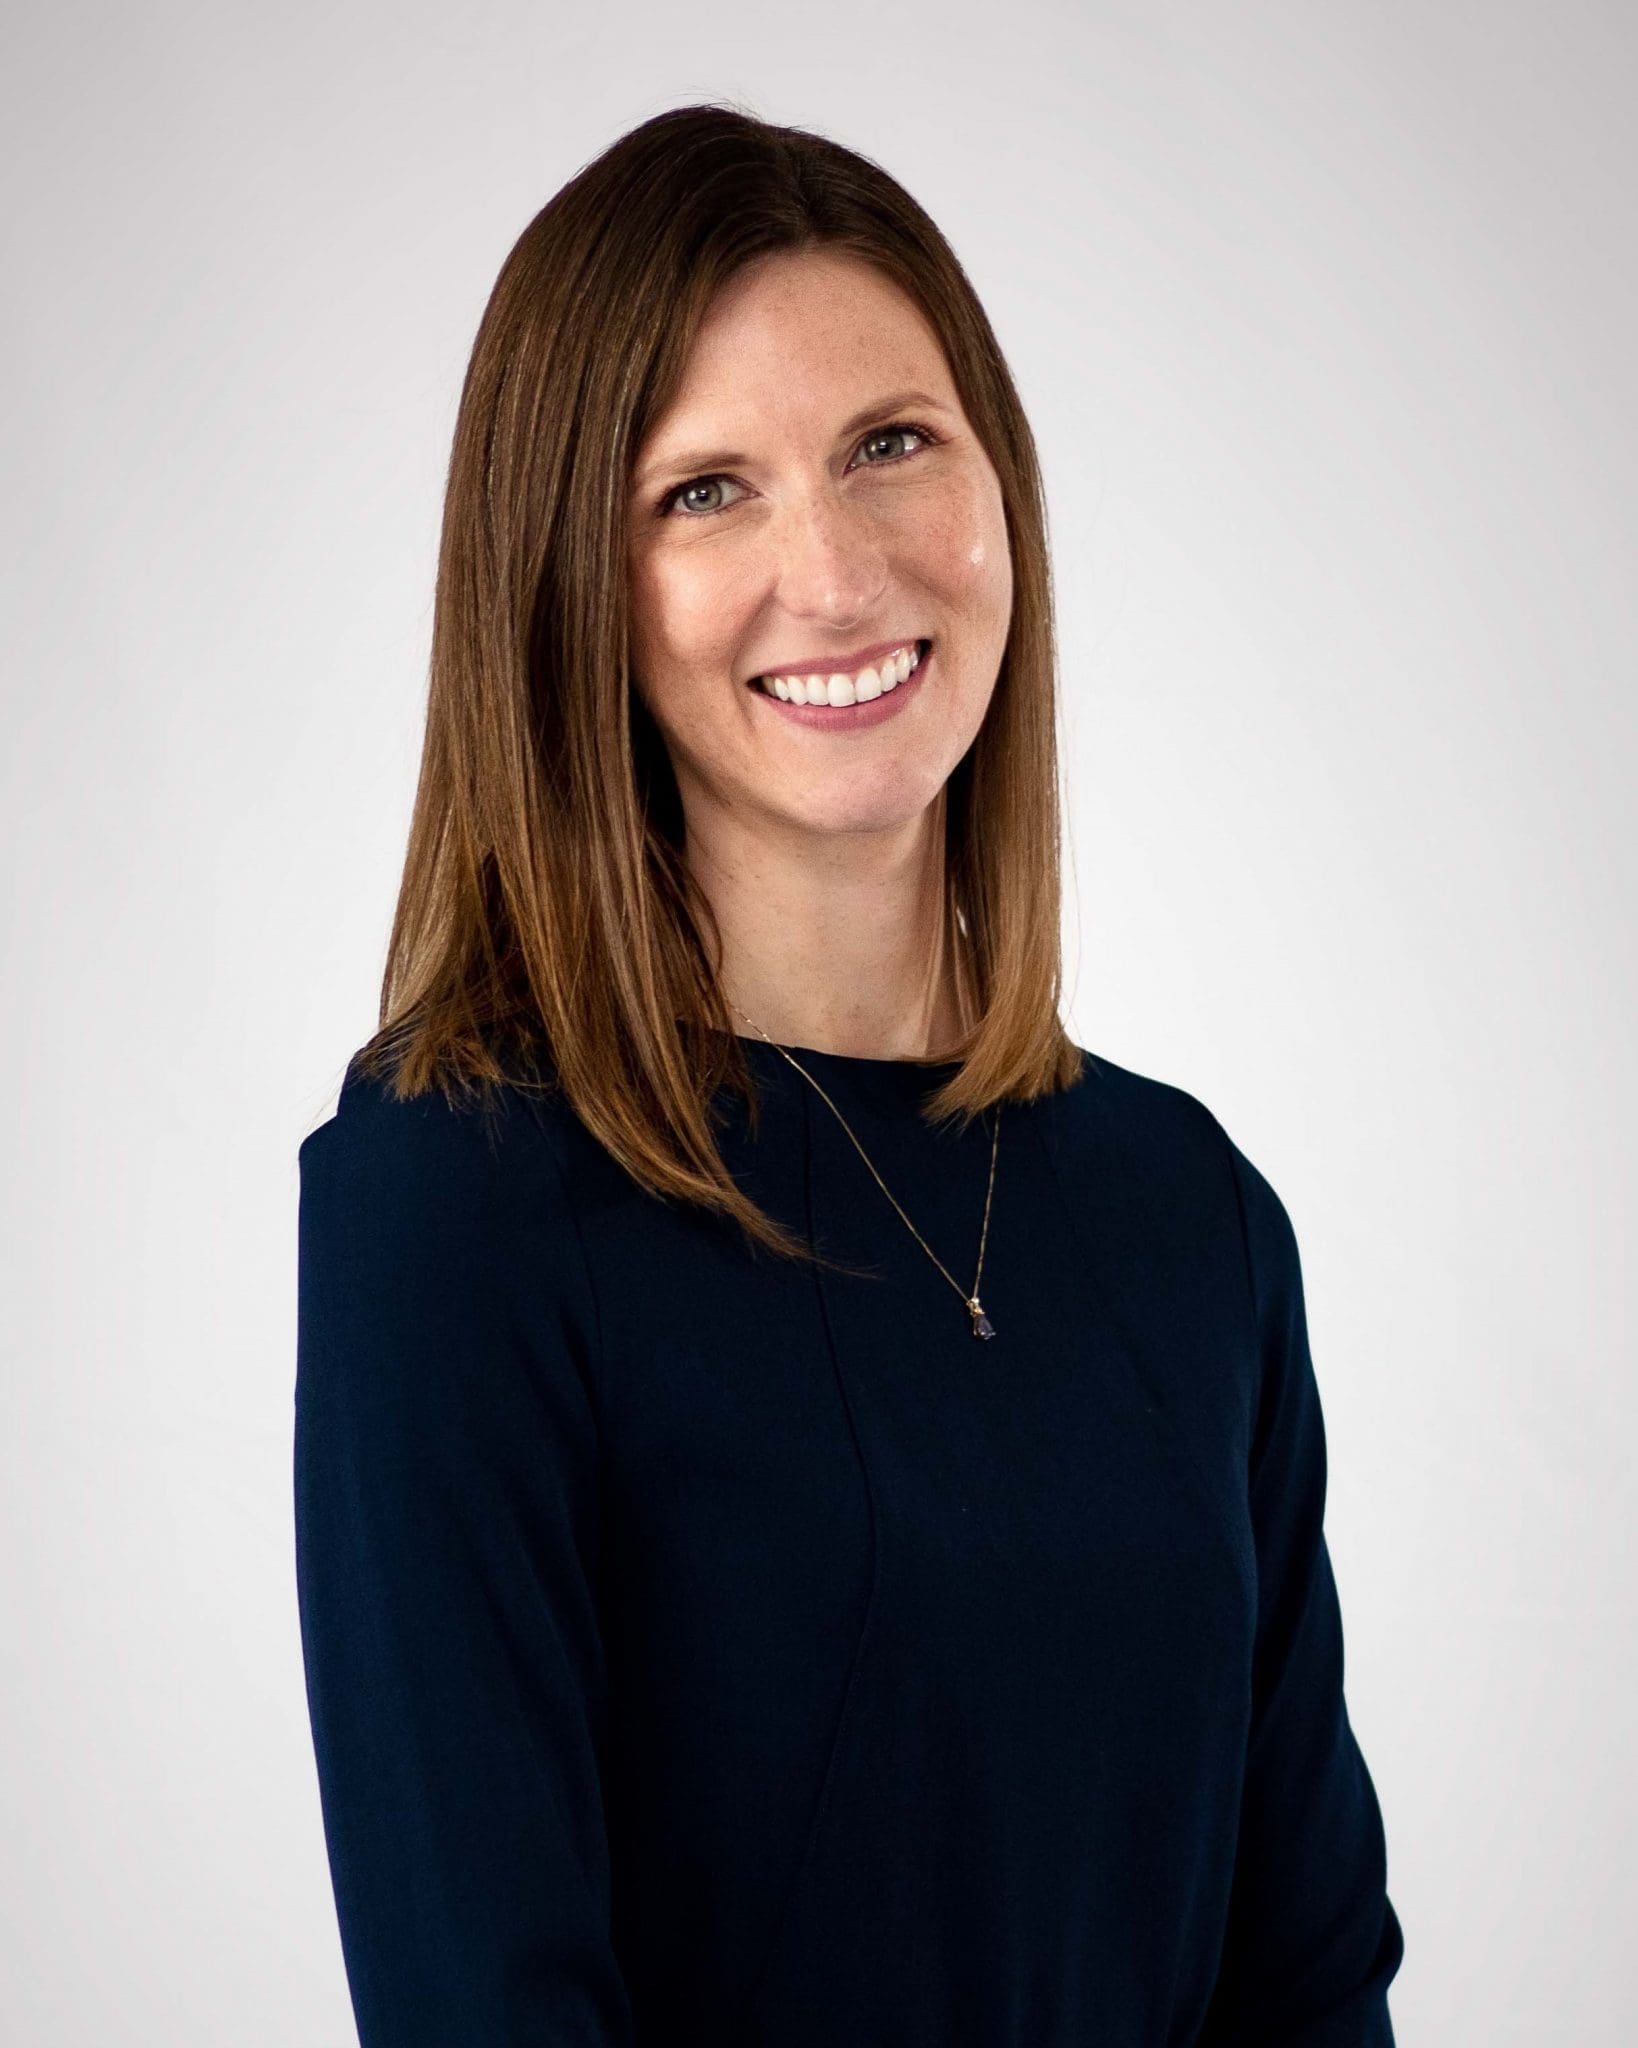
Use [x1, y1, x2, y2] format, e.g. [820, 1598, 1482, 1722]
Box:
[346, 99, 1082, 1268]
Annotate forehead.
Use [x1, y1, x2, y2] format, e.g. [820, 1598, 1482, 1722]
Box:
[644, 250, 954, 446]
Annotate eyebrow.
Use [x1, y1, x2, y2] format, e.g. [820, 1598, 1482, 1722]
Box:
[633, 389, 954, 492]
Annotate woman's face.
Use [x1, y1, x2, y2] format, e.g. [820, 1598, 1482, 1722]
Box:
[627, 247, 1013, 850]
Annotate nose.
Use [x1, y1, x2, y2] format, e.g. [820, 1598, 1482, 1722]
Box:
[768, 491, 889, 631]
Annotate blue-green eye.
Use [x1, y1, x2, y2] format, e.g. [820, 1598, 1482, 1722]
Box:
[856, 423, 932, 465]
[665, 475, 740, 518]
[657, 419, 940, 519]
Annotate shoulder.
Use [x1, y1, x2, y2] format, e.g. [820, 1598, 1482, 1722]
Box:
[1055, 1042, 1300, 1302]
[295, 1049, 602, 1410]
[299, 1048, 576, 1203]
[1054, 1041, 1239, 1197]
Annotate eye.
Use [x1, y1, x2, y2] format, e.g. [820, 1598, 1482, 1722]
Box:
[856, 422, 936, 466]
[655, 419, 941, 520]
[661, 474, 746, 519]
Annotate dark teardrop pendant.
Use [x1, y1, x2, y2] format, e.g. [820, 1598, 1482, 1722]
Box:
[969, 1300, 995, 1340]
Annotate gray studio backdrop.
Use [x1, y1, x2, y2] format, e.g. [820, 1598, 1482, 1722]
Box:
[3, 3, 1633, 2041]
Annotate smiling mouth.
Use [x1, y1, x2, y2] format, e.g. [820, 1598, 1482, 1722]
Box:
[749, 639, 930, 705]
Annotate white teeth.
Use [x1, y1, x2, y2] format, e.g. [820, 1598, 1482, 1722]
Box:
[760, 642, 924, 704]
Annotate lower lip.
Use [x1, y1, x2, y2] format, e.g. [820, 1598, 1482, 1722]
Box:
[749, 642, 932, 731]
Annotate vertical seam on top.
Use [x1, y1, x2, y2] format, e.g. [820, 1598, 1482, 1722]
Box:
[739, 1076, 886, 2031]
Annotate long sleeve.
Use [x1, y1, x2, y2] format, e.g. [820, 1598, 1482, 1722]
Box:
[1198, 1136, 1406, 2047]
[293, 1062, 633, 2047]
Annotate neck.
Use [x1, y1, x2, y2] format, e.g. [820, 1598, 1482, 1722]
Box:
[684, 801, 969, 1062]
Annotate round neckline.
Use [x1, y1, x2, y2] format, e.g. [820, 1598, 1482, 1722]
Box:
[732, 1030, 965, 1079]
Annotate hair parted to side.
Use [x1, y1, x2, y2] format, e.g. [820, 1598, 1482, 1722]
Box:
[347, 98, 1083, 1269]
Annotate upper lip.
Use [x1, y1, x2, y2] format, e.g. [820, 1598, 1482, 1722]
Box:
[748, 636, 927, 684]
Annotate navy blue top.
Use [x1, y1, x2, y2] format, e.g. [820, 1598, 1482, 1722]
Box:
[294, 1034, 1404, 2046]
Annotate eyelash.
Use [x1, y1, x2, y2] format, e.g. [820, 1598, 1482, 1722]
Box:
[656, 419, 942, 519]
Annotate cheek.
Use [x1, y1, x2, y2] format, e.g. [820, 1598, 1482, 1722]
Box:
[631, 549, 753, 681]
[906, 474, 1011, 613]
[629, 551, 690, 668]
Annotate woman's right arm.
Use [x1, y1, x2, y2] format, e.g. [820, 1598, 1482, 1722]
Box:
[293, 1059, 633, 2047]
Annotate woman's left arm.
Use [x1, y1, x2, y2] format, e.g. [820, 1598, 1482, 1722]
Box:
[1198, 1135, 1407, 2046]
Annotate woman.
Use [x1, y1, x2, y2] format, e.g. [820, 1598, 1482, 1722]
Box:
[294, 103, 1405, 2046]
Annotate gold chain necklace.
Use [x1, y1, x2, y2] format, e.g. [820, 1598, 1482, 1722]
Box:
[732, 1005, 1000, 1340]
